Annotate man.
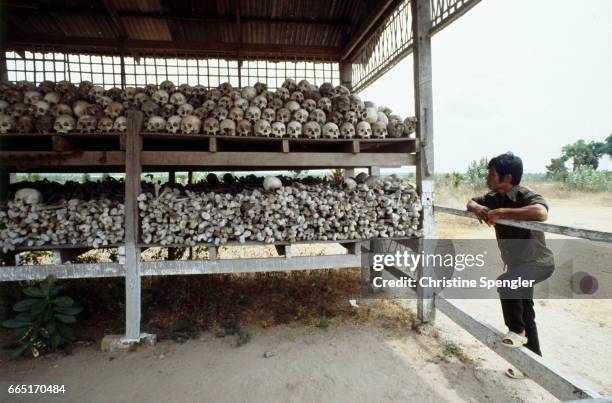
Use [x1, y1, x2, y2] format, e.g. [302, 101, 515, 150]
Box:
[466, 152, 555, 379]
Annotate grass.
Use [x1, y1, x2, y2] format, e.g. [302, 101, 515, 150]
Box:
[428, 341, 465, 364]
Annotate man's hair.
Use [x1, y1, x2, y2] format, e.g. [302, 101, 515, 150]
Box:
[488, 152, 523, 185]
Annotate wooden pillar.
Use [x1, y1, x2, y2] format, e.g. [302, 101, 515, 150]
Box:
[124, 110, 143, 341]
[339, 61, 352, 91]
[0, 51, 8, 82]
[412, 0, 436, 323]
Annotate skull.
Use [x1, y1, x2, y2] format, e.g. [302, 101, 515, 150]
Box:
[322, 122, 340, 139]
[141, 100, 160, 118]
[290, 91, 304, 103]
[282, 79, 297, 92]
[203, 118, 220, 135]
[152, 90, 169, 104]
[317, 97, 332, 113]
[218, 96, 233, 110]
[378, 105, 393, 116]
[0, 100, 8, 114]
[218, 82, 233, 96]
[181, 115, 201, 134]
[43, 92, 60, 105]
[330, 111, 344, 125]
[146, 116, 166, 132]
[364, 101, 377, 109]
[72, 100, 91, 118]
[24, 91, 42, 105]
[318, 82, 335, 97]
[113, 116, 127, 132]
[17, 80, 37, 92]
[302, 99, 317, 113]
[35, 115, 54, 133]
[33, 101, 50, 117]
[251, 95, 267, 110]
[262, 108, 276, 123]
[8, 103, 27, 118]
[53, 115, 76, 134]
[344, 111, 358, 125]
[349, 95, 364, 113]
[254, 82, 267, 94]
[241, 86, 257, 101]
[88, 86, 105, 101]
[5, 90, 23, 104]
[107, 87, 123, 101]
[387, 118, 405, 138]
[16, 115, 34, 133]
[204, 89, 220, 102]
[254, 119, 272, 137]
[166, 115, 182, 134]
[211, 107, 228, 121]
[229, 107, 244, 122]
[287, 121, 302, 138]
[303, 121, 321, 139]
[271, 121, 286, 138]
[234, 97, 248, 111]
[371, 122, 388, 139]
[177, 103, 194, 117]
[356, 121, 372, 139]
[51, 103, 73, 117]
[340, 122, 355, 139]
[292, 109, 308, 124]
[134, 92, 150, 106]
[404, 116, 417, 135]
[192, 85, 207, 96]
[194, 106, 208, 120]
[230, 89, 242, 101]
[284, 100, 300, 113]
[334, 85, 350, 96]
[297, 80, 311, 93]
[275, 87, 290, 102]
[88, 103, 105, 119]
[276, 108, 291, 123]
[159, 80, 175, 93]
[105, 102, 124, 119]
[98, 117, 115, 132]
[169, 92, 187, 106]
[98, 96, 113, 108]
[309, 109, 327, 125]
[123, 87, 138, 101]
[333, 95, 350, 114]
[77, 115, 97, 132]
[361, 107, 378, 124]
[376, 112, 389, 126]
[245, 106, 261, 124]
[236, 120, 252, 136]
[38, 80, 56, 93]
[202, 100, 217, 113]
[160, 103, 175, 119]
[179, 83, 193, 96]
[269, 98, 283, 110]
[144, 84, 158, 96]
[76, 81, 93, 97]
[219, 119, 236, 136]
[0, 114, 16, 133]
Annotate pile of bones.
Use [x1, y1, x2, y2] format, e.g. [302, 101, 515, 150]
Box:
[0, 79, 417, 139]
[0, 174, 422, 252]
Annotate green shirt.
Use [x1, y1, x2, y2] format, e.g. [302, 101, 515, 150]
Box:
[471, 185, 555, 267]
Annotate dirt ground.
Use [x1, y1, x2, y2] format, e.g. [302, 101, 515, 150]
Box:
[0, 182, 610, 402]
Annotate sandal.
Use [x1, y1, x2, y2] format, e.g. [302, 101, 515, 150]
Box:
[505, 368, 526, 379]
[500, 331, 527, 348]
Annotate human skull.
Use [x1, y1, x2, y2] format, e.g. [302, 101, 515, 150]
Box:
[201, 100, 216, 114]
[98, 117, 115, 132]
[245, 106, 261, 124]
[309, 109, 327, 125]
[181, 115, 201, 134]
[160, 103, 175, 119]
[152, 90, 169, 105]
[51, 103, 73, 117]
[218, 95, 232, 110]
[206, 88, 222, 102]
[317, 97, 332, 113]
[203, 118, 220, 135]
[194, 107, 208, 120]
[211, 107, 228, 121]
[329, 111, 344, 125]
[284, 100, 300, 113]
[287, 121, 302, 138]
[387, 118, 405, 138]
[349, 95, 364, 113]
[404, 116, 417, 135]
[269, 98, 283, 111]
[16, 115, 34, 133]
[241, 86, 257, 101]
[297, 80, 311, 93]
[97, 96, 113, 108]
[229, 107, 244, 122]
[364, 101, 377, 109]
[335, 85, 350, 96]
[236, 120, 252, 136]
[77, 115, 97, 132]
[166, 115, 182, 134]
[192, 85, 207, 96]
[113, 116, 127, 132]
[302, 99, 317, 113]
[38, 80, 56, 93]
[88, 86, 105, 101]
[0, 100, 8, 114]
[218, 82, 233, 96]
[144, 84, 158, 96]
[378, 105, 393, 116]
[146, 116, 166, 132]
[277, 108, 291, 123]
[344, 111, 358, 125]
[322, 122, 340, 139]
[73, 100, 91, 118]
[356, 121, 372, 138]
[292, 109, 308, 124]
[251, 95, 267, 110]
[43, 92, 60, 105]
[333, 96, 350, 114]
[169, 92, 187, 106]
[8, 103, 27, 118]
[234, 97, 248, 111]
[303, 121, 321, 139]
[220, 119, 236, 136]
[24, 90, 42, 105]
[275, 87, 290, 102]
[177, 103, 194, 117]
[340, 122, 355, 139]
[254, 82, 267, 94]
[271, 121, 286, 138]
[123, 87, 138, 101]
[159, 80, 175, 93]
[141, 100, 160, 118]
[282, 78, 297, 92]
[361, 107, 378, 124]
[261, 108, 276, 123]
[318, 82, 335, 97]
[376, 112, 389, 126]
[179, 83, 193, 95]
[53, 115, 75, 134]
[105, 102, 124, 119]
[290, 91, 304, 103]
[134, 92, 150, 106]
[263, 176, 282, 191]
[35, 115, 54, 133]
[371, 122, 388, 139]
[0, 114, 16, 133]
[254, 119, 272, 137]
[33, 100, 50, 117]
[14, 188, 43, 205]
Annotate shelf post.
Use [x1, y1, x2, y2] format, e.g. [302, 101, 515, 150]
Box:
[412, 0, 437, 324]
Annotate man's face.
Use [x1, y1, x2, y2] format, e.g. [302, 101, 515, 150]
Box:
[486, 167, 511, 191]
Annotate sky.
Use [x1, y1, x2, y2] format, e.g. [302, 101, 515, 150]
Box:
[360, 0, 612, 173]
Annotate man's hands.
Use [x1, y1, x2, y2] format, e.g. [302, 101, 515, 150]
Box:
[466, 200, 506, 226]
[474, 205, 492, 225]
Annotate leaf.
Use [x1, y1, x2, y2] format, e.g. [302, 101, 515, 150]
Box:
[11, 343, 30, 359]
[16, 326, 31, 341]
[22, 287, 44, 298]
[52, 296, 74, 307]
[53, 306, 83, 315]
[31, 299, 48, 315]
[54, 314, 76, 324]
[46, 320, 56, 335]
[51, 332, 61, 350]
[57, 324, 74, 340]
[13, 299, 37, 312]
[2, 319, 30, 329]
[15, 312, 36, 323]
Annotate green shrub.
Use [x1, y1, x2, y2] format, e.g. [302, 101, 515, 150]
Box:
[564, 166, 611, 192]
[2, 275, 82, 358]
[466, 157, 489, 190]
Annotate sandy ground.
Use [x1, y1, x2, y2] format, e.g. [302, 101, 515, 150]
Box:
[0, 185, 610, 402]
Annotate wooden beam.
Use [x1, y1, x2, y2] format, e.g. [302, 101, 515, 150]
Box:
[101, 0, 127, 39]
[412, 0, 436, 324]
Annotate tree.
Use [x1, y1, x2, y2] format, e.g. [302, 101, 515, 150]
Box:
[545, 157, 568, 181]
[446, 172, 464, 188]
[561, 140, 605, 171]
[465, 157, 489, 189]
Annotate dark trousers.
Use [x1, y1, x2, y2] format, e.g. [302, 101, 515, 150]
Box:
[497, 262, 554, 356]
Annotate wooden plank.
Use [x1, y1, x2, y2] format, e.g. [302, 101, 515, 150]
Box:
[282, 139, 289, 153]
[0, 263, 124, 281]
[209, 137, 218, 153]
[0, 151, 125, 167]
[435, 205, 612, 243]
[51, 135, 74, 151]
[412, 0, 436, 324]
[124, 110, 143, 341]
[352, 140, 360, 154]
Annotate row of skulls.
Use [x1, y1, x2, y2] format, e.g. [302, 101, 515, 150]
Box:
[0, 79, 417, 139]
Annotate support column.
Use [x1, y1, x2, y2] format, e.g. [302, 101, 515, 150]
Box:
[124, 110, 143, 341]
[412, 0, 436, 324]
[339, 61, 353, 91]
